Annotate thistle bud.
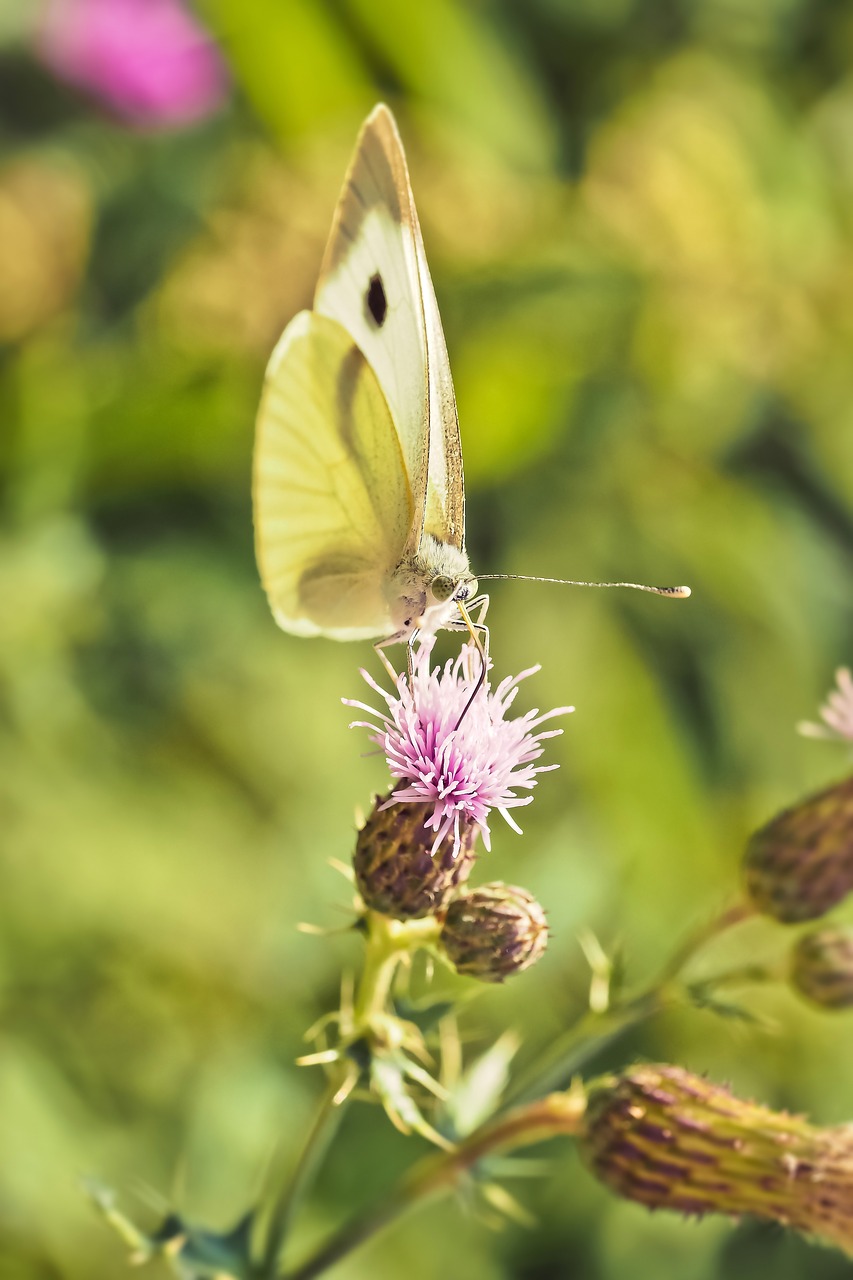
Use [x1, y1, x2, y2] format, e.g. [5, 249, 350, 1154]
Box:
[354, 795, 477, 920]
[790, 926, 853, 1010]
[744, 777, 853, 923]
[579, 1063, 853, 1256]
[440, 882, 548, 982]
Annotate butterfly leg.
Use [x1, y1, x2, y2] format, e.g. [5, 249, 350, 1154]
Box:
[405, 628, 420, 684]
[372, 635, 403, 683]
[468, 592, 491, 626]
[446, 619, 491, 680]
[373, 627, 424, 684]
[447, 594, 490, 665]
[448, 597, 492, 727]
[464, 593, 491, 664]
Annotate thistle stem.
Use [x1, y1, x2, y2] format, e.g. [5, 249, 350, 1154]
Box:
[655, 898, 755, 985]
[505, 898, 754, 1106]
[353, 912, 441, 1026]
[505, 989, 669, 1106]
[282, 1093, 586, 1280]
[688, 961, 781, 992]
[258, 913, 439, 1277]
[256, 1072, 350, 1280]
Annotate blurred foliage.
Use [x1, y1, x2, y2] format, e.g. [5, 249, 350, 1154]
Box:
[3, 0, 853, 1277]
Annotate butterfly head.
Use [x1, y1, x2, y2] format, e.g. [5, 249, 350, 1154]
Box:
[389, 535, 478, 638]
[422, 535, 477, 613]
[430, 572, 478, 607]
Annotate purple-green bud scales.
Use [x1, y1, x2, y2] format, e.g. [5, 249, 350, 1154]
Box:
[440, 882, 548, 982]
[790, 926, 853, 1009]
[355, 795, 477, 919]
[580, 1063, 853, 1256]
[744, 777, 853, 923]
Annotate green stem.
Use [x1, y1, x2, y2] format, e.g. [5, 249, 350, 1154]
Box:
[655, 898, 755, 985]
[258, 912, 439, 1277]
[257, 1072, 349, 1280]
[504, 988, 670, 1106]
[688, 961, 781, 993]
[271, 898, 753, 1276]
[506, 898, 754, 1107]
[282, 1094, 586, 1280]
[353, 912, 441, 1026]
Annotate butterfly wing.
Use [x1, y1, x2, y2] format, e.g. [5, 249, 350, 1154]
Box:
[418, 237, 466, 550]
[313, 104, 466, 559]
[253, 309, 414, 640]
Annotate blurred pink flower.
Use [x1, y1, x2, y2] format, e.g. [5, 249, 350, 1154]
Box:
[346, 639, 573, 857]
[798, 668, 853, 743]
[36, 0, 230, 128]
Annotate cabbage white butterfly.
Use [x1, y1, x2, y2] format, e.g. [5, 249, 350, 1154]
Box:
[253, 106, 688, 648]
[253, 104, 477, 646]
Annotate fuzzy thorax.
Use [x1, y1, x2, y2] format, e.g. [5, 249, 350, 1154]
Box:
[386, 535, 477, 637]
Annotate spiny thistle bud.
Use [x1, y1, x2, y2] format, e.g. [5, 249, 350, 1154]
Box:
[439, 882, 548, 982]
[354, 794, 478, 919]
[579, 1063, 853, 1256]
[790, 926, 853, 1010]
[743, 777, 853, 923]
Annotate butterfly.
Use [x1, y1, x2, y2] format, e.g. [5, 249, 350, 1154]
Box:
[253, 103, 479, 648]
[252, 105, 689, 650]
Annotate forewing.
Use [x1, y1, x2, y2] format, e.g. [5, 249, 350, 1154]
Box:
[253, 309, 413, 640]
[314, 104, 432, 557]
[417, 236, 465, 550]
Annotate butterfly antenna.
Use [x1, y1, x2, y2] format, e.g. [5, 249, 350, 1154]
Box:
[454, 598, 488, 729]
[476, 575, 691, 598]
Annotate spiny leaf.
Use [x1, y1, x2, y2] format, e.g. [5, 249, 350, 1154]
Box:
[370, 1053, 451, 1148]
[444, 1031, 519, 1137]
[85, 1182, 252, 1280]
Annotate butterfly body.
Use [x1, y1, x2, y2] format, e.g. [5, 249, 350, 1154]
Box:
[387, 536, 477, 638]
[253, 106, 690, 646]
[253, 104, 476, 644]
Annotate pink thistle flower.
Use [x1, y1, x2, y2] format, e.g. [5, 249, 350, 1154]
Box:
[35, 0, 230, 129]
[345, 640, 573, 858]
[798, 668, 853, 743]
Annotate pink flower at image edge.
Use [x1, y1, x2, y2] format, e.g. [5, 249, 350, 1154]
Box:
[36, 0, 230, 128]
[799, 668, 853, 743]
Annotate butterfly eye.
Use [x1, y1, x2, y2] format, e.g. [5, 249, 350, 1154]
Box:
[431, 575, 456, 603]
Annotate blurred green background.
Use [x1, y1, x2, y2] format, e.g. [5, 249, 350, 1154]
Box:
[3, 0, 853, 1276]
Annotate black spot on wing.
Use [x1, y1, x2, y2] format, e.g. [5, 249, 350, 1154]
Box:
[366, 273, 387, 327]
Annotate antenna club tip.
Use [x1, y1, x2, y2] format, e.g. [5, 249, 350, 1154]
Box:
[675, 586, 691, 599]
